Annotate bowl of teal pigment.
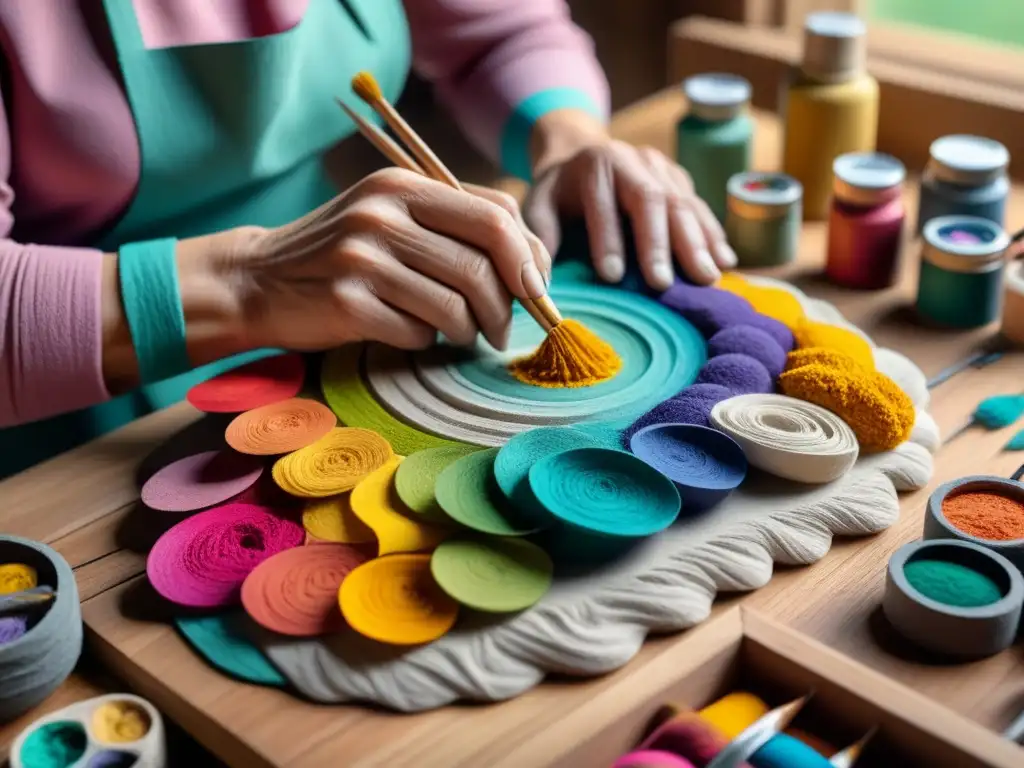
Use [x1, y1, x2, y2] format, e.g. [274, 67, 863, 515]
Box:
[923, 475, 1024, 575]
[883, 539, 1023, 658]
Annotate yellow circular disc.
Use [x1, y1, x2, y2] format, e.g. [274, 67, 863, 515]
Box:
[339, 554, 459, 645]
[272, 427, 394, 498]
[0, 563, 37, 594]
[302, 494, 375, 544]
[350, 457, 450, 555]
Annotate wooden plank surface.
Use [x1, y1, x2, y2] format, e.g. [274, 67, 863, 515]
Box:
[3, 87, 1023, 765]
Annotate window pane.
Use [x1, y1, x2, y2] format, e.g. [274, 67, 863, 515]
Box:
[868, 0, 1024, 50]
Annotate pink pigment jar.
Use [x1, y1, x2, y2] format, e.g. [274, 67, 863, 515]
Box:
[825, 152, 906, 290]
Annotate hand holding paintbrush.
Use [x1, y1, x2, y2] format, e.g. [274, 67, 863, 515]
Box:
[345, 71, 622, 388]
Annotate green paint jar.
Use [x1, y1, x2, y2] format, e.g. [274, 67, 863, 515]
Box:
[677, 74, 754, 223]
[725, 172, 803, 268]
[916, 215, 1010, 328]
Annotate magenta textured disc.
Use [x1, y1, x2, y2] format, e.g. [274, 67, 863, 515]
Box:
[146, 503, 305, 607]
[140, 450, 264, 512]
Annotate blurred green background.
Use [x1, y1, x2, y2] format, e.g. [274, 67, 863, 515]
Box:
[869, 0, 1024, 49]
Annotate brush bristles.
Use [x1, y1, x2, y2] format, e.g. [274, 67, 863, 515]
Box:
[352, 71, 384, 104]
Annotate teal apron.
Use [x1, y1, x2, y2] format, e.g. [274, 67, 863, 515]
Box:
[0, 0, 410, 478]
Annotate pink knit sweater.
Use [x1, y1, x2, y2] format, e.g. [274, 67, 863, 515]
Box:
[0, 0, 608, 426]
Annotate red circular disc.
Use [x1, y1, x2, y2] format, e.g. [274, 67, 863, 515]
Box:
[187, 354, 307, 413]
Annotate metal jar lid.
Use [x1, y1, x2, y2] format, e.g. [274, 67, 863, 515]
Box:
[832, 152, 905, 206]
[683, 73, 751, 121]
[922, 215, 1010, 274]
[801, 11, 867, 83]
[727, 172, 802, 220]
[927, 135, 1010, 186]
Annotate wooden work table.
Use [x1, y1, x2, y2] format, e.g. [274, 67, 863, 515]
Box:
[2, 88, 1023, 766]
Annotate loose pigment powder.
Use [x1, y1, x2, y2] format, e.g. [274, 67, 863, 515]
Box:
[903, 560, 1003, 608]
[942, 491, 1024, 541]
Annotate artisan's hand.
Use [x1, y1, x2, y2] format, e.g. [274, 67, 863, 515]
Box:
[523, 109, 737, 290]
[173, 168, 550, 360]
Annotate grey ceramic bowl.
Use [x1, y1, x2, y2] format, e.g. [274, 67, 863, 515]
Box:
[0, 536, 82, 723]
[883, 539, 1024, 658]
[923, 475, 1024, 574]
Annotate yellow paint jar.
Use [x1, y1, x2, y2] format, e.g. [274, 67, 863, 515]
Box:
[782, 12, 879, 220]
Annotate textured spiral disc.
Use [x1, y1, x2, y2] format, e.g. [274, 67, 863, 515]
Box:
[709, 393, 859, 484]
[350, 457, 451, 555]
[272, 427, 394, 498]
[339, 554, 459, 645]
[225, 398, 337, 455]
[629, 423, 747, 491]
[140, 449, 264, 513]
[430, 537, 553, 612]
[528, 447, 681, 537]
[325, 284, 705, 447]
[493, 426, 612, 529]
[435, 449, 535, 536]
[302, 494, 375, 544]
[146, 503, 305, 607]
[394, 445, 480, 524]
[187, 353, 306, 413]
[241, 543, 371, 636]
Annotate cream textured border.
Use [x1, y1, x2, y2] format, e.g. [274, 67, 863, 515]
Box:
[256, 278, 937, 712]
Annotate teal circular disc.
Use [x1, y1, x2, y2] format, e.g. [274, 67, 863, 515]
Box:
[455, 285, 705, 411]
[430, 537, 554, 613]
[529, 447, 681, 537]
[175, 612, 285, 687]
[493, 426, 615, 528]
[435, 448, 536, 535]
[395, 444, 481, 524]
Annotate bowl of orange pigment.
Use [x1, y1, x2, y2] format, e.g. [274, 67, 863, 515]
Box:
[924, 476, 1024, 574]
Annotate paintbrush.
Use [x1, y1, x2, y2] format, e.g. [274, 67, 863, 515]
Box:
[335, 98, 425, 176]
[0, 585, 55, 616]
[349, 71, 563, 333]
[705, 693, 812, 768]
[829, 728, 875, 767]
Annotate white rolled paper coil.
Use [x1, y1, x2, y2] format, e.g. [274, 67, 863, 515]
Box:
[710, 394, 859, 484]
[1003, 260, 1024, 347]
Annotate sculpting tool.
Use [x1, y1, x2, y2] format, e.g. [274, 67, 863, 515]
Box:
[348, 72, 562, 333]
[829, 728, 875, 767]
[0, 586, 55, 616]
[705, 694, 812, 768]
[1004, 706, 1024, 743]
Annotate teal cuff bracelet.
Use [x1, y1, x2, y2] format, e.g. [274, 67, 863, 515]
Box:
[118, 237, 193, 384]
[499, 87, 605, 183]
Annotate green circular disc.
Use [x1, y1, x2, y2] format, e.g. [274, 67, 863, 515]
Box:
[395, 444, 481, 524]
[435, 448, 537, 536]
[430, 537, 554, 613]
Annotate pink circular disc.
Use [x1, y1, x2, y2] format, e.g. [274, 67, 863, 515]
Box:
[186, 354, 306, 413]
[146, 503, 305, 607]
[141, 450, 264, 513]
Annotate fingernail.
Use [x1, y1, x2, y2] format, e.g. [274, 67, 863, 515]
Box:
[601, 256, 625, 283]
[652, 261, 675, 289]
[718, 243, 738, 269]
[696, 249, 720, 280]
[521, 261, 546, 299]
[496, 322, 511, 351]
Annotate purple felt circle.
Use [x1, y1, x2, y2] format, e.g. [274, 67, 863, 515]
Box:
[630, 423, 747, 491]
[707, 325, 787, 379]
[695, 353, 773, 395]
[0, 614, 28, 645]
[140, 450, 264, 513]
[625, 383, 733, 441]
[659, 281, 757, 337]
